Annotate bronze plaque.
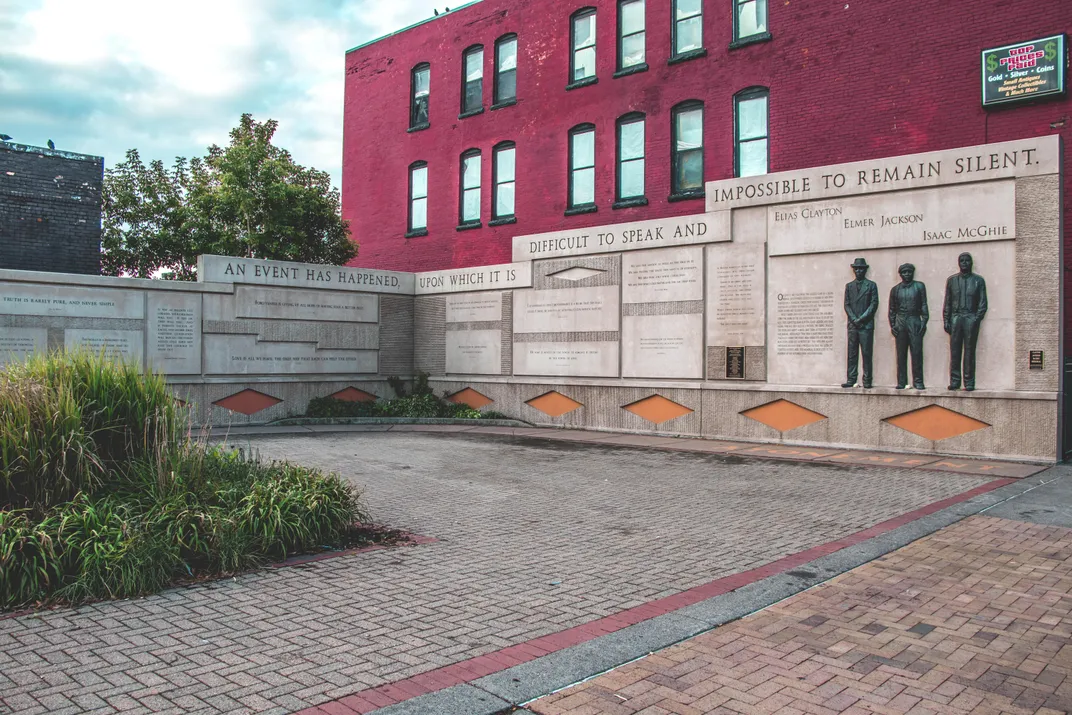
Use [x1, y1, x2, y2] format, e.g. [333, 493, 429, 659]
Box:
[1029, 350, 1044, 370]
[726, 347, 745, 379]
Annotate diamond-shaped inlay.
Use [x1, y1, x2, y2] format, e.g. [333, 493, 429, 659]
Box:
[548, 266, 606, 282]
[328, 387, 378, 403]
[885, 405, 990, 441]
[526, 391, 583, 417]
[742, 400, 827, 432]
[623, 395, 694, 425]
[447, 388, 494, 410]
[213, 389, 282, 416]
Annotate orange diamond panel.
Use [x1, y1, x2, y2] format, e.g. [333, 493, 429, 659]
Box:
[213, 389, 282, 416]
[885, 405, 990, 441]
[742, 399, 827, 432]
[329, 387, 378, 403]
[447, 388, 494, 410]
[526, 391, 583, 417]
[623, 395, 694, 424]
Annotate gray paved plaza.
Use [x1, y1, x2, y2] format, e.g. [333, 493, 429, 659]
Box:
[0, 432, 995, 715]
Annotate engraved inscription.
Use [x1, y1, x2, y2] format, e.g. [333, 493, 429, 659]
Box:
[775, 292, 836, 356]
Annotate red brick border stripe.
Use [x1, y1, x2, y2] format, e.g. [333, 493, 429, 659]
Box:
[294, 478, 1015, 715]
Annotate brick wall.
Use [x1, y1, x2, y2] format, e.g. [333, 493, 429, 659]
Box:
[0, 143, 104, 275]
[342, 0, 1070, 339]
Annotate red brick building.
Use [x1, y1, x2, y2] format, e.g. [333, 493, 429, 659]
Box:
[342, 0, 1069, 329]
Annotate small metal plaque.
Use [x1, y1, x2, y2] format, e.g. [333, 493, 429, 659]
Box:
[726, 347, 745, 379]
[1029, 350, 1044, 370]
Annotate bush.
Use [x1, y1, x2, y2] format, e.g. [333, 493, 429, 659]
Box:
[305, 372, 512, 421]
[0, 351, 371, 610]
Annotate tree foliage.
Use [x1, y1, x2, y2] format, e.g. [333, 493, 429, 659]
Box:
[102, 114, 356, 280]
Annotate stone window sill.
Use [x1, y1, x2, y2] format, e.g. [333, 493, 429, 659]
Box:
[490, 99, 517, 111]
[458, 107, 485, 120]
[405, 228, 429, 238]
[489, 216, 517, 226]
[456, 221, 483, 231]
[613, 197, 649, 209]
[407, 123, 430, 134]
[613, 63, 649, 79]
[729, 32, 773, 50]
[566, 76, 598, 91]
[564, 204, 598, 216]
[667, 48, 707, 66]
[668, 190, 705, 203]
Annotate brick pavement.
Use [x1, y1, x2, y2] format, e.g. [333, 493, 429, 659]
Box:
[526, 514, 1072, 715]
[0, 432, 998, 714]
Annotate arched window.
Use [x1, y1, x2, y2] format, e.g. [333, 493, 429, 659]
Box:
[734, 87, 769, 177]
[617, 0, 645, 72]
[672, 0, 703, 58]
[734, 0, 768, 42]
[494, 34, 518, 106]
[461, 46, 484, 116]
[567, 123, 596, 212]
[670, 101, 704, 199]
[570, 8, 597, 85]
[407, 161, 429, 236]
[616, 112, 645, 204]
[459, 149, 482, 227]
[492, 141, 516, 222]
[410, 63, 430, 130]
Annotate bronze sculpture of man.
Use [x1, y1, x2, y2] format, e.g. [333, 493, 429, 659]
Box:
[888, 263, 928, 390]
[842, 258, 879, 388]
[944, 252, 988, 391]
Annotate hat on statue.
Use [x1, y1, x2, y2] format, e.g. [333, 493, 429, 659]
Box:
[850, 258, 869, 269]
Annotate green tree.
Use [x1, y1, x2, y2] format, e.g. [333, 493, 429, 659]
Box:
[102, 114, 356, 280]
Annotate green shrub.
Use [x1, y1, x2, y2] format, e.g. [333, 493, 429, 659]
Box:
[306, 396, 378, 418]
[0, 509, 62, 609]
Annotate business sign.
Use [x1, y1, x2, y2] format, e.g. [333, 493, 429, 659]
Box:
[982, 35, 1066, 106]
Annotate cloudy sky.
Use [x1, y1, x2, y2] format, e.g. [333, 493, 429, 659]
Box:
[0, 0, 448, 189]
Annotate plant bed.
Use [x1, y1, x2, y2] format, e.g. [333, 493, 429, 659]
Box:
[270, 416, 530, 427]
[0, 351, 383, 612]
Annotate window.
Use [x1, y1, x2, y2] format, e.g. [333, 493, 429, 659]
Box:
[616, 113, 645, 204]
[617, 0, 645, 72]
[568, 124, 596, 211]
[570, 9, 597, 85]
[461, 46, 484, 115]
[494, 35, 518, 105]
[735, 88, 769, 177]
[459, 150, 481, 226]
[671, 102, 704, 197]
[672, 0, 703, 57]
[408, 162, 428, 235]
[734, 0, 768, 42]
[410, 64, 430, 129]
[493, 142, 516, 222]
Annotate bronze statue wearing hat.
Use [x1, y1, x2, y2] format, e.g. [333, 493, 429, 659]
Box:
[842, 258, 879, 388]
[944, 252, 987, 391]
[889, 263, 929, 390]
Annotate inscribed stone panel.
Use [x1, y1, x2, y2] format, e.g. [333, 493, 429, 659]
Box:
[622, 314, 703, 379]
[446, 292, 503, 323]
[235, 286, 378, 323]
[446, 330, 503, 375]
[0, 283, 144, 319]
[147, 292, 202, 375]
[706, 244, 766, 346]
[622, 247, 703, 303]
[513, 341, 619, 377]
[513, 286, 620, 333]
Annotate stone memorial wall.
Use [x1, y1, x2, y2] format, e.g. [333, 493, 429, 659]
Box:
[0, 137, 1064, 461]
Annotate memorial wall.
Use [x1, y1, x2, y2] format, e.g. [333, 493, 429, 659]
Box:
[0, 136, 1063, 460]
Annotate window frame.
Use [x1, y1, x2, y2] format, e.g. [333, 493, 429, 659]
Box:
[615, 112, 647, 207]
[732, 0, 771, 46]
[491, 141, 517, 224]
[457, 149, 482, 229]
[409, 63, 431, 131]
[568, 7, 598, 89]
[493, 34, 518, 108]
[567, 123, 597, 214]
[407, 161, 429, 237]
[460, 45, 485, 117]
[615, 0, 647, 76]
[670, 0, 705, 63]
[669, 100, 705, 201]
[734, 87, 770, 178]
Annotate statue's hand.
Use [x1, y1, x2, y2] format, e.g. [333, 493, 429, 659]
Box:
[944, 322, 951, 334]
[920, 324, 927, 336]
[891, 328, 898, 338]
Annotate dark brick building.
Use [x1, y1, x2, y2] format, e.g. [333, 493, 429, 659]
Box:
[341, 0, 1069, 327]
[0, 142, 104, 275]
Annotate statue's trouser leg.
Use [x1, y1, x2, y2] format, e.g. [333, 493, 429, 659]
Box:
[949, 318, 965, 388]
[963, 317, 981, 389]
[846, 327, 860, 383]
[908, 317, 925, 386]
[895, 319, 910, 387]
[860, 327, 874, 385]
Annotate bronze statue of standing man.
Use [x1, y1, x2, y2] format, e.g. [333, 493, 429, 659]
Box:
[944, 252, 987, 391]
[842, 258, 879, 389]
[889, 263, 928, 390]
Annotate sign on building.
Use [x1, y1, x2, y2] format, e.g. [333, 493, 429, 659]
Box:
[982, 35, 1066, 106]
